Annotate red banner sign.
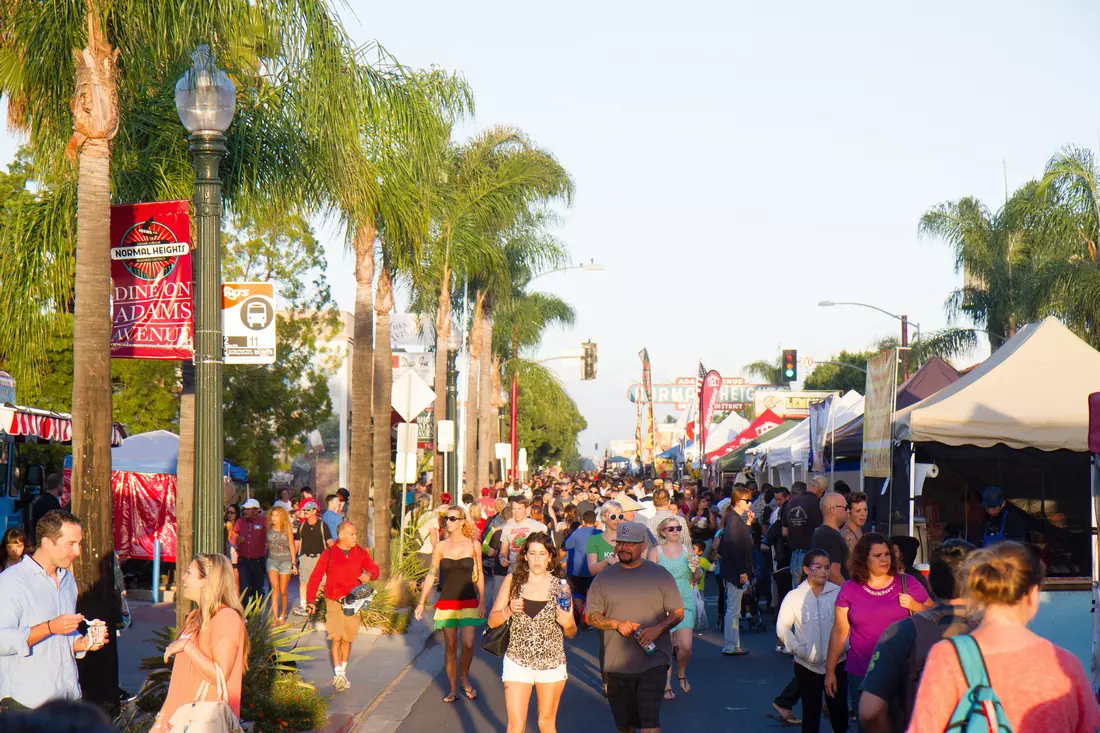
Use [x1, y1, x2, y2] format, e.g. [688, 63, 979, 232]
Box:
[706, 408, 783, 463]
[699, 370, 722, 450]
[110, 201, 194, 359]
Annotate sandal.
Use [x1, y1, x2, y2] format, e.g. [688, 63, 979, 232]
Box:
[442, 693, 457, 703]
[677, 675, 691, 694]
[462, 685, 478, 700]
[663, 686, 676, 701]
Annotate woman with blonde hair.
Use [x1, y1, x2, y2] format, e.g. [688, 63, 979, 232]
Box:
[266, 506, 297, 624]
[415, 506, 486, 702]
[151, 554, 249, 732]
[647, 515, 702, 698]
[467, 501, 487, 540]
[908, 541, 1100, 732]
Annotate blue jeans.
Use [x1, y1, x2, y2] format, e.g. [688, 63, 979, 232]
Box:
[790, 549, 806, 585]
[848, 671, 865, 733]
[722, 581, 745, 652]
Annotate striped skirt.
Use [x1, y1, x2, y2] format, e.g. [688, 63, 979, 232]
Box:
[433, 598, 486, 629]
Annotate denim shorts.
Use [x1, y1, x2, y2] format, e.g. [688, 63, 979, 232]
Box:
[267, 556, 293, 574]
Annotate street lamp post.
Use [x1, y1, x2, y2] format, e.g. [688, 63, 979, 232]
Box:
[176, 46, 236, 555]
[445, 330, 461, 496]
[818, 300, 921, 379]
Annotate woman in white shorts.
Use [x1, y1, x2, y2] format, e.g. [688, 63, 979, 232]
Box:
[488, 531, 577, 733]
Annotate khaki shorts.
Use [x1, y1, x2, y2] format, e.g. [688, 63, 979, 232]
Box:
[325, 599, 361, 642]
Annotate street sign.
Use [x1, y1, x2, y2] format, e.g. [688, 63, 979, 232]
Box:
[222, 282, 276, 364]
[391, 371, 435, 423]
[437, 420, 455, 452]
[394, 451, 417, 484]
[392, 351, 434, 386]
[396, 423, 417, 454]
[518, 448, 528, 472]
[627, 377, 780, 409]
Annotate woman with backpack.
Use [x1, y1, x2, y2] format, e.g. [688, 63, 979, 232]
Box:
[907, 541, 1099, 733]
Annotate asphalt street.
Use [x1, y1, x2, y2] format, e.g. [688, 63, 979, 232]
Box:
[394, 592, 828, 733]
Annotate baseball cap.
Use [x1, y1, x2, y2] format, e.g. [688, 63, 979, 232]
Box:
[615, 521, 648, 544]
[337, 488, 349, 500]
[242, 498, 261, 510]
[300, 500, 320, 513]
[481, 487, 491, 497]
[982, 486, 1004, 508]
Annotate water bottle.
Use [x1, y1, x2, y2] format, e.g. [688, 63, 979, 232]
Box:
[557, 578, 572, 612]
[634, 628, 657, 655]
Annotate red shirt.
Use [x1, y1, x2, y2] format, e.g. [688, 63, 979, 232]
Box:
[478, 497, 496, 516]
[306, 544, 380, 604]
[233, 515, 267, 559]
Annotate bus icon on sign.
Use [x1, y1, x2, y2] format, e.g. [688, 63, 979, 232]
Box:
[247, 302, 267, 327]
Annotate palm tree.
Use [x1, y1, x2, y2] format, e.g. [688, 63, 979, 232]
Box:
[1, 2, 381, 700]
[917, 185, 1048, 351]
[425, 127, 573, 495]
[1034, 146, 1100, 346]
[743, 356, 785, 385]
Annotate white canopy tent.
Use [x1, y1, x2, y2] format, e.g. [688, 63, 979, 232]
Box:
[748, 390, 862, 485]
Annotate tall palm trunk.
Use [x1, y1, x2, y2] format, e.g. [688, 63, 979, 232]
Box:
[491, 355, 502, 481]
[68, 13, 120, 706]
[431, 268, 451, 505]
[349, 222, 375, 541]
[463, 293, 484, 494]
[372, 267, 395, 579]
[476, 309, 493, 490]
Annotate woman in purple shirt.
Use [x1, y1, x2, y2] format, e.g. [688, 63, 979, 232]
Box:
[824, 532, 931, 732]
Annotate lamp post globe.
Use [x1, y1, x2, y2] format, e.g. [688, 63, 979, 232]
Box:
[176, 45, 236, 556]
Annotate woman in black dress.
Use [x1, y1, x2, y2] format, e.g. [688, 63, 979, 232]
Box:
[414, 506, 486, 702]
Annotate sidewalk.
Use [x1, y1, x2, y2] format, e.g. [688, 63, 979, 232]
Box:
[119, 588, 435, 733]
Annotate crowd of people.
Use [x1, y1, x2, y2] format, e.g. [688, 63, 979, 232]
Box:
[1, 470, 1098, 733]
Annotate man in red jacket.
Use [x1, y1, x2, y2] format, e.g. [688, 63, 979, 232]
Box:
[305, 521, 380, 692]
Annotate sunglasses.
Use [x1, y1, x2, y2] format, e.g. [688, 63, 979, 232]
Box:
[606, 514, 626, 521]
[663, 526, 681, 533]
[444, 516, 463, 523]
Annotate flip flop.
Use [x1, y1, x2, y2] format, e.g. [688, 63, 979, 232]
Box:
[765, 713, 802, 726]
[442, 693, 457, 703]
[663, 687, 676, 701]
[463, 685, 478, 700]
[677, 675, 691, 694]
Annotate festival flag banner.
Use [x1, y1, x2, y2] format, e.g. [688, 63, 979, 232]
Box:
[640, 349, 656, 463]
[808, 394, 836, 472]
[863, 350, 899, 478]
[699, 370, 722, 450]
[705, 409, 784, 463]
[110, 201, 193, 360]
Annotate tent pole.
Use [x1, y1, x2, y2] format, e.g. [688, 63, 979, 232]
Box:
[908, 442, 917, 538]
[1091, 454, 1099, 695]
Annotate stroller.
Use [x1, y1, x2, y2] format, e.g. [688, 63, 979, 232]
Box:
[738, 574, 767, 633]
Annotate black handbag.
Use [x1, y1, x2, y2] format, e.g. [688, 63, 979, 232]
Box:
[480, 620, 511, 657]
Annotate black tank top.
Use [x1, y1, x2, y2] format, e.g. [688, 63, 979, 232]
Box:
[439, 557, 478, 602]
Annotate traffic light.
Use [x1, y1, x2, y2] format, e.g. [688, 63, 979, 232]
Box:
[782, 348, 797, 384]
[581, 341, 598, 380]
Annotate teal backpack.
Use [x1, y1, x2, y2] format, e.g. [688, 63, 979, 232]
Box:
[945, 635, 1014, 732]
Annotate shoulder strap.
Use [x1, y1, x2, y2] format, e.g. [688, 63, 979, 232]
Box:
[949, 635, 991, 688]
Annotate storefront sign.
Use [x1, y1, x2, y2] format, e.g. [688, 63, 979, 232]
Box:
[753, 390, 840, 420]
[863, 350, 899, 478]
[628, 376, 780, 408]
[110, 201, 193, 359]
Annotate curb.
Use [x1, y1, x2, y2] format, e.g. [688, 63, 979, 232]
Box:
[318, 713, 354, 733]
[346, 625, 439, 732]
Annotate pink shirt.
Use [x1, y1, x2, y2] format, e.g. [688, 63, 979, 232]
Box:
[907, 628, 1099, 733]
[836, 574, 929, 676]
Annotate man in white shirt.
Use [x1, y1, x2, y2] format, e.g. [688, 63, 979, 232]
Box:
[498, 496, 548, 571]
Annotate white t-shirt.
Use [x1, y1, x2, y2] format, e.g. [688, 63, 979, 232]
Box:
[499, 518, 548, 568]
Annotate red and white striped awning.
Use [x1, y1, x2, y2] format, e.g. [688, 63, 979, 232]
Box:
[0, 405, 125, 446]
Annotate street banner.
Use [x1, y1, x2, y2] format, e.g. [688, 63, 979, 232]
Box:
[640, 349, 656, 463]
[863, 350, 899, 478]
[705, 408, 783, 463]
[809, 394, 836, 472]
[635, 399, 643, 462]
[222, 282, 277, 364]
[700, 370, 722, 451]
[110, 200, 193, 359]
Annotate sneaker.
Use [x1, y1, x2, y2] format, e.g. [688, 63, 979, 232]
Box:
[292, 607, 308, 617]
[333, 675, 350, 692]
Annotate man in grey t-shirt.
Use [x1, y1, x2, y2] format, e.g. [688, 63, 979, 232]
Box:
[586, 522, 684, 733]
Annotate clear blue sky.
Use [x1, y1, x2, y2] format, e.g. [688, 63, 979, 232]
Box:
[4, 0, 1100, 459]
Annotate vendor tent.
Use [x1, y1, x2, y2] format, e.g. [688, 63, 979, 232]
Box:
[717, 420, 799, 471]
[895, 318, 1100, 450]
[63, 430, 248, 562]
[763, 390, 863, 469]
[830, 357, 960, 457]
